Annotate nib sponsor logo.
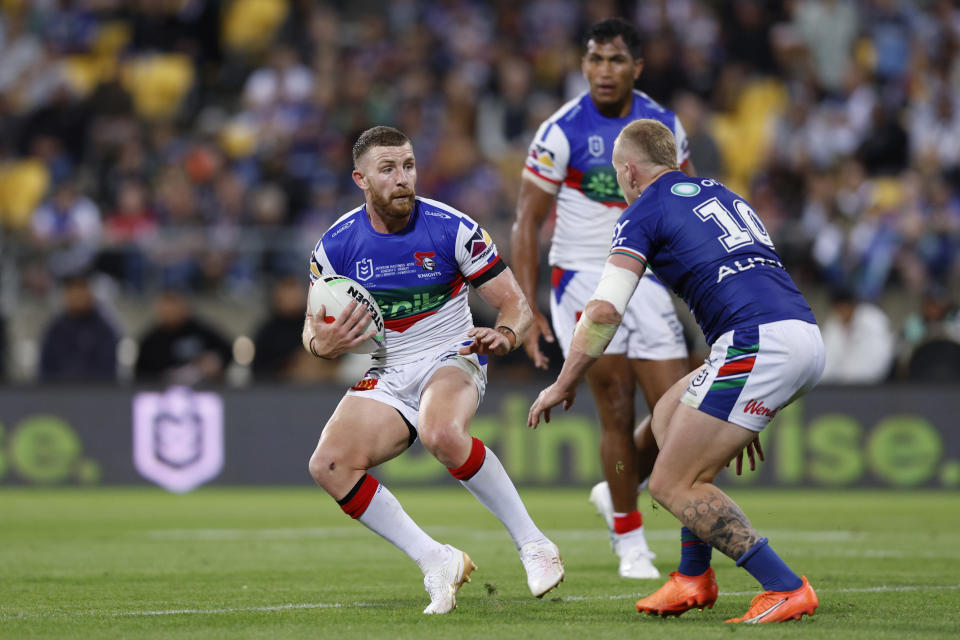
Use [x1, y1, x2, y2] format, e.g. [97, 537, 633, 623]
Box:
[743, 399, 778, 418]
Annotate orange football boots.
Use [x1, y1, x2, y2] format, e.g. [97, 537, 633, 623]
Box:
[725, 576, 818, 624]
[635, 568, 719, 617]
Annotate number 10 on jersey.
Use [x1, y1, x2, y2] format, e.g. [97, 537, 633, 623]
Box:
[694, 197, 775, 252]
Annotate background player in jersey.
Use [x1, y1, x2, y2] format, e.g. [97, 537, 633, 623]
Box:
[303, 126, 564, 615]
[529, 119, 823, 624]
[512, 18, 693, 579]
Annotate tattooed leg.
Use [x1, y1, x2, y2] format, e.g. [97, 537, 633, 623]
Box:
[648, 403, 764, 560]
[672, 484, 758, 560]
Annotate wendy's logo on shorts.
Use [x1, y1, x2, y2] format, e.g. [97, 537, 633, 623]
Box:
[414, 251, 436, 271]
[743, 399, 778, 418]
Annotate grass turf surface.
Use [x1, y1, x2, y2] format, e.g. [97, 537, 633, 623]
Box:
[1, 487, 958, 639]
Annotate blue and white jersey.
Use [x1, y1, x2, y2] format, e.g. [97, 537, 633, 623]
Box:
[310, 197, 506, 366]
[524, 90, 689, 271]
[611, 172, 816, 345]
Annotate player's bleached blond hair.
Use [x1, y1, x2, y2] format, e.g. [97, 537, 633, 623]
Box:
[617, 119, 678, 170]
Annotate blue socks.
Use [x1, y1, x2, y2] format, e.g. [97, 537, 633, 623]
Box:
[678, 526, 712, 576]
[737, 537, 803, 591]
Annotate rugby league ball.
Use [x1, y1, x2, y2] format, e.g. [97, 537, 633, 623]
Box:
[308, 275, 385, 354]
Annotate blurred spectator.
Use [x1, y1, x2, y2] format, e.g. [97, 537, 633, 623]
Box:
[901, 286, 960, 381]
[27, 178, 102, 291]
[39, 271, 119, 382]
[793, 0, 859, 95]
[135, 289, 232, 385]
[252, 274, 337, 381]
[673, 92, 723, 179]
[821, 287, 896, 384]
[857, 102, 909, 176]
[97, 179, 156, 291]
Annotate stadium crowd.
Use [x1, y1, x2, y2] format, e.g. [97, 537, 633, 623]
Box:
[0, 0, 958, 384]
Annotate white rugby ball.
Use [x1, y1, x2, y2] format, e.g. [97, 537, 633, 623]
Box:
[308, 275, 385, 354]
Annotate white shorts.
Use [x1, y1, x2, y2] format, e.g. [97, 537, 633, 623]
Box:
[681, 320, 825, 432]
[345, 347, 488, 435]
[550, 267, 687, 360]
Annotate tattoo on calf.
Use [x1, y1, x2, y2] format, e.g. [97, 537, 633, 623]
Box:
[678, 488, 758, 560]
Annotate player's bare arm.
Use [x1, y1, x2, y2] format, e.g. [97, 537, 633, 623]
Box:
[511, 175, 558, 368]
[459, 267, 532, 357]
[528, 253, 644, 427]
[302, 299, 376, 359]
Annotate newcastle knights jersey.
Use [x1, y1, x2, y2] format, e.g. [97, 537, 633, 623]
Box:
[524, 90, 690, 272]
[611, 172, 816, 345]
[309, 197, 505, 366]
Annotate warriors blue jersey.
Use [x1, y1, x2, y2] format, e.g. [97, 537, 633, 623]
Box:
[310, 197, 505, 366]
[611, 172, 816, 345]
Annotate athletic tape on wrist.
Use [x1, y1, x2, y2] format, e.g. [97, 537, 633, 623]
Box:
[574, 312, 618, 358]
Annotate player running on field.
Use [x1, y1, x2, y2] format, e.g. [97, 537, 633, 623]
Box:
[304, 126, 564, 615]
[529, 119, 823, 624]
[513, 18, 692, 579]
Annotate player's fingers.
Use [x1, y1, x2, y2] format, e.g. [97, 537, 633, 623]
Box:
[527, 403, 540, 428]
[349, 329, 377, 347]
[735, 451, 743, 476]
[335, 300, 359, 325]
[538, 315, 555, 342]
[755, 438, 765, 462]
[534, 350, 549, 369]
[543, 406, 551, 423]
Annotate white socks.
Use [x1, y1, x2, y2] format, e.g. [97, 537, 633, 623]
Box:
[356, 482, 443, 566]
[459, 446, 546, 550]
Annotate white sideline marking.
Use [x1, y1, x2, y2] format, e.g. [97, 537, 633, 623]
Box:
[5, 602, 380, 620]
[5, 585, 958, 620]
[146, 527, 867, 543]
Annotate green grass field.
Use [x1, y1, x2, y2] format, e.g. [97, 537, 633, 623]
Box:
[1, 487, 958, 639]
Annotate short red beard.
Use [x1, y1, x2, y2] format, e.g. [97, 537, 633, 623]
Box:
[370, 189, 415, 218]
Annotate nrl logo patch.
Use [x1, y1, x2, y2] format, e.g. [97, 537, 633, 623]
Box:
[356, 258, 374, 281]
[133, 386, 224, 493]
[588, 135, 604, 157]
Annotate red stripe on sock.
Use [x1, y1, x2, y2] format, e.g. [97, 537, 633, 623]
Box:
[613, 510, 643, 534]
[339, 474, 380, 519]
[448, 437, 487, 480]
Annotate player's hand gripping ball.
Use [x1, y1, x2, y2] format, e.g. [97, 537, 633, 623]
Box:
[308, 275, 385, 354]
